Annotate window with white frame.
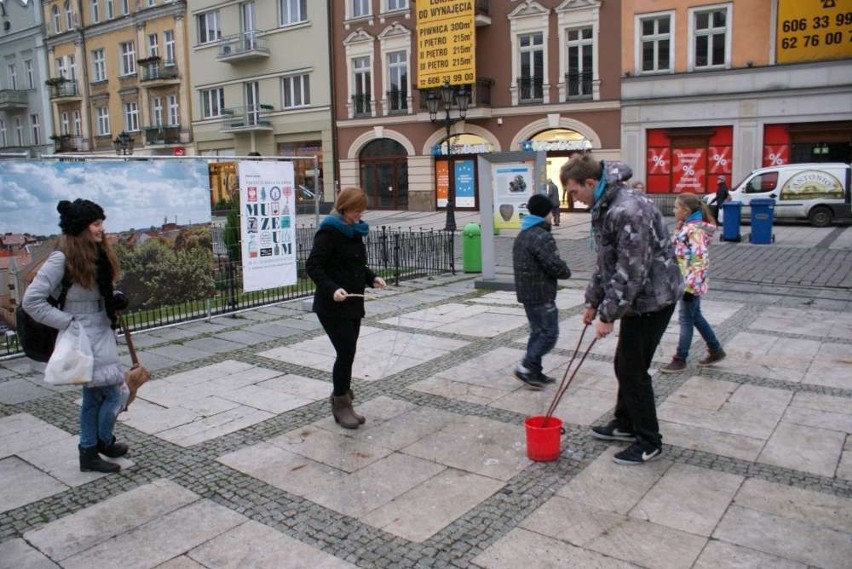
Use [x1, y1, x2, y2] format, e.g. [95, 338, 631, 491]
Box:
[386, 0, 407, 11]
[280, 0, 307, 25]
[386, 50, 407, 112]
[120, 42, 136, 75]
[151, 96, 163, 125]
[91, 49, 106, 81]
[200, 88, 224, 118]
[168, 95, 179, 125]
[197, 10, 222, 44]
[25, 60, 34, 89]
[350, 0, 370, 19]
[61, 112, 70, 134]
[73, 110, 82, 135]
[69, 54, 77, 80]
[566, 27, 593, 97]
[106, 0, 114, 19]
[0, 119, 6, 147]
[52, 6, 61, 33]
[96, 106, 109, 135]
[148, 33, 159, 57]
[91, 0, 100, 24]
[352, 55, 371, 115]
[282, 74, 310, 108]
[15, 117, 24, 146]
[691, 6, 728, 69]
[121, 0, 129, 15]
[56, 57, 68, 78]
[164, 30, 175, 64]
[65, 0, 73, 28]
[124, 101, 139, 131]
[148, 0, 156, 6]
[639, 13, 673, 73]
[8, 65, 17, 90]
[30, 114, 41, 145]
[518, 32, 544, 101]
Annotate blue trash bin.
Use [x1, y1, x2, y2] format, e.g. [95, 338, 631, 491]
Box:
[749, 198, 775, 244]
[721, 201, 742, 242]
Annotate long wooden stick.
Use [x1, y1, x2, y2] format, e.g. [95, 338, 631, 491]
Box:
[119, 314, 140, 368]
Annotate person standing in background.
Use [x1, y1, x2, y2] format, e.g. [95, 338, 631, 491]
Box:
[546, 179, 561, 226]
[711, 175, 730, 224]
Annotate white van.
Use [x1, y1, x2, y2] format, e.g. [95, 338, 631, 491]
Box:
[709, 163, 851, 227]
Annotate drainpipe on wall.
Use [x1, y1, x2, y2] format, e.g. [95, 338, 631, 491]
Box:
[327, 0, 340, 197]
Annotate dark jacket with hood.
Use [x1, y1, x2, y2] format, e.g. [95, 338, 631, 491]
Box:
[587, 161, 683, 322]
[513, 220, 571, 304]
[306, 217, 377, 320]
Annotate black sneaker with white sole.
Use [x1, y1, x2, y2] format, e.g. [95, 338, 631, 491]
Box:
[612, 442, 662, 465]
[590, 421, 636, 442]
[539, 373, 557, 384]
[513, 366, 546, 390]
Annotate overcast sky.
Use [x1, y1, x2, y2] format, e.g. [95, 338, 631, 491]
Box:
[0, 160, 211, 236]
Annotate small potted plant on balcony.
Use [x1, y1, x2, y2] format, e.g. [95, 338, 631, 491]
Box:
[44, 77, 68, 87]
[136, 55, 161, 65]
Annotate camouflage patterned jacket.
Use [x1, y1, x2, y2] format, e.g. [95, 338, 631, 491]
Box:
[586, 162, 683, 322]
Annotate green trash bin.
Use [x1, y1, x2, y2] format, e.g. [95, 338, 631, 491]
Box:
[462, 222, 482, 273]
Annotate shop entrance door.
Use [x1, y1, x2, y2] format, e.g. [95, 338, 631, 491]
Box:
[359, 139, 408, 209]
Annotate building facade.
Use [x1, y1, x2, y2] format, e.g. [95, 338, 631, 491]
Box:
[41, 0, 192, 156]
[621, 0, 852, 196]
[188, 0, 334, 203]
[330, 0, 623, 211]
[0, 0, 52, 157]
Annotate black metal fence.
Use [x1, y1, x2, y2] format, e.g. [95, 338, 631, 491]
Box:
[1, 226, 455, 358]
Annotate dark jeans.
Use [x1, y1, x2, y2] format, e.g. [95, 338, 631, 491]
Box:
[612, 304, 675, 450]
[317, 315, 361, 396]
[677, 296, 721, 359]
[522, 302, 559, 374]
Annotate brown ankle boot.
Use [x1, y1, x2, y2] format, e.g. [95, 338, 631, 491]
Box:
[331, 394, 360, 429]
[346, 389, 366, 425]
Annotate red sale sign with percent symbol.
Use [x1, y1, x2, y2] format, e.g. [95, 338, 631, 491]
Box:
[763, 145, 788, 167]
[708, 147, 732, 174]
[673, 149, 706, 193]
[648, 148, 670, 174]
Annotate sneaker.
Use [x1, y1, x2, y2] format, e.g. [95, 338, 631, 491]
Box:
[612, 442, 662, 465]
[514, 365, 546, 390]
[660, 357, 687, 373]
[698, 349, 726, 366]
[591, 421, 636, 442]
[539, 373, 557, 384]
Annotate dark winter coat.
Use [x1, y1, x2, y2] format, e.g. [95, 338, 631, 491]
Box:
[587, 161, 683, 322]
[513, 222, 571, 305]
[306, 224, 377, 320]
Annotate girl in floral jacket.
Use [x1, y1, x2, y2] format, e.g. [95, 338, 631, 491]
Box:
[661, 193, 726, 373]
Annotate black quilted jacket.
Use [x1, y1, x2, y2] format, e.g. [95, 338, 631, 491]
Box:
[512, 222, 571, 304]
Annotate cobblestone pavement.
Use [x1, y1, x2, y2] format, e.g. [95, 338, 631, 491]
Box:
[1, 213, 851, 568]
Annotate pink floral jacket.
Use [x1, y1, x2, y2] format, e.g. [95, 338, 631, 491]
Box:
[672, 220, 716, 296]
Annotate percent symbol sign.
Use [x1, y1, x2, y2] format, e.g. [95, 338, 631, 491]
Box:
[713, 153, 728, 167]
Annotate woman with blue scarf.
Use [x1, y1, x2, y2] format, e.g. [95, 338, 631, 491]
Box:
[660, 193, 726, 373]
[306, 187, 386, 429]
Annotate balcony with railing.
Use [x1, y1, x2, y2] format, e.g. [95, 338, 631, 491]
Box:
[51, 134, 82, 153]
[565, 71, 593, 100]
[0, 90, 29, 110]
[517, 76, 544, 104]
[143, 125, 181, 145]
[351, 93, 372, 118]
[140, 59, 180, 86]
[220, 105, 274, 132]
[385, 89, 407, 114]
[48, 79, 81, 99]
[217, 31, 270, 63]
[419, 78, 492, 111]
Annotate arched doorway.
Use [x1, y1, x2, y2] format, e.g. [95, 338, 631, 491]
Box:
[525, 129, 591, 211]
[359, 139, 408, 209]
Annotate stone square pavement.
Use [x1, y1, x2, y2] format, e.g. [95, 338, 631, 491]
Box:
[1, 273, 851, 568]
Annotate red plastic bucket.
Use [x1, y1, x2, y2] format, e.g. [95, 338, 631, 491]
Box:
[524, 415, 564, 462]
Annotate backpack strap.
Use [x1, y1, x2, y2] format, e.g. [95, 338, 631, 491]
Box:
[56, 272, 71, 309]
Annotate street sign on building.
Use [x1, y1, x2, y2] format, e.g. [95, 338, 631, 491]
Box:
[776, 0, 852, 64]
[415, 0, 476, 89]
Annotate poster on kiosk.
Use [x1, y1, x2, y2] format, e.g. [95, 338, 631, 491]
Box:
[239, 160, 298, 292]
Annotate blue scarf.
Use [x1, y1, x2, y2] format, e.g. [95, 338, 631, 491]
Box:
[686, 209, 703, 224]
[320, 214, 370, 238]
[588, 176, 609, 249]
[520, 214, 547, 231]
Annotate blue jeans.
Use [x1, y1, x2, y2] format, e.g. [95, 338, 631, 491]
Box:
[80, 384, 123, 448]
[522, 302, 559, 374]
[677, 296, 722, 360]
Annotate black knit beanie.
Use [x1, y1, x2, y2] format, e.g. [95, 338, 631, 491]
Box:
[526, 194, 553, 217]
[57, 199, 106, 236]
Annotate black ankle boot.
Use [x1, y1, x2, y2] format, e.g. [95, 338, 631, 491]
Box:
[79, 445, 120, 473]
[97, 437, 128, 458]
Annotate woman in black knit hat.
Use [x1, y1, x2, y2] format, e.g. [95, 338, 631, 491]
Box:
[23, 199, 128, 474]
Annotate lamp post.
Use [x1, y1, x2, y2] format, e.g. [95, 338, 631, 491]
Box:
[113, 131, 134, 156]
[427, 81, 470, 232]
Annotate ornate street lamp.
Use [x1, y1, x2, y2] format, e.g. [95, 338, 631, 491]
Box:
[427, 81, 470, 232]
[113, 131, 134, 155]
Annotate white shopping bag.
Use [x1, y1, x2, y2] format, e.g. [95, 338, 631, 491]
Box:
[44, 320, 94, 385]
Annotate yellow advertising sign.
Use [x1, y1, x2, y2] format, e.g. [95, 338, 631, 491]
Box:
[416, 0, 476, 89]
[777, 0, 852, 64]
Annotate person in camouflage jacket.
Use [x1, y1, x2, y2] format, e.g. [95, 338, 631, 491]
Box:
[561, 155, 682, 466]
